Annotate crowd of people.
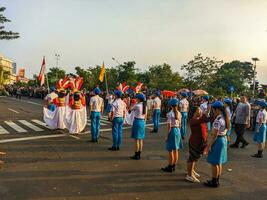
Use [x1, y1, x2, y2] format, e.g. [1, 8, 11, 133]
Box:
[1, 78, 267, 189]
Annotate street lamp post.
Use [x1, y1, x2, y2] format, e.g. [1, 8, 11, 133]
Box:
[112, 57, 121, 65]
[251, 57, 260, 99]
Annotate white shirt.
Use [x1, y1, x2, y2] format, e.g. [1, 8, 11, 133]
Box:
[106, 94, 114, 104]
[213, 114, 227, 136]
[179, 98, 189, 112]
[112, 99, 127, 118]
[90, 95, 104, 112]
[167, 110, 181, 128]
[153, 97, 161, 110]
[225, 106, 232, 120]
[200, 101, 208, 113]
[147, 99, 153, 110]
[132, 102, 147, 119]
[256, 109, 267, 123]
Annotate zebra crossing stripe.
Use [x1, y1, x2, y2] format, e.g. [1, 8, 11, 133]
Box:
[0, 125, 9, 134]
[18, 120, 44, 132]
[87, 119, 109, 125]
[31, 119, 53, 130]
[4, 121, 27, 133]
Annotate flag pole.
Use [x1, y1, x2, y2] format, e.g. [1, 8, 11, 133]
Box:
[44, 56, 50, 93]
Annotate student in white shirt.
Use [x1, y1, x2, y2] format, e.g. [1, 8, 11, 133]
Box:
[130, 93, 147, 160]
[252, 101, 267, 158]
[151, 91, 161, 133]
[89, 87, 104, 143]
[108, 90, 127, 151]
[179, 92, 189, 139]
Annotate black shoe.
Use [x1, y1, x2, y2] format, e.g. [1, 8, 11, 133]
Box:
[172, 164, 176, 172]
[130, 152, 139, 160]
[150, 129, 157, 133]
[116, 147, 120, 151]
[89, 139, 96, 143]
[230, 144, 239, 148]
[204, 179, 219, 188]
[240, 142, 249, 148]
[108, 147, 117, 151]
[161, 165, 173, 173]
[251, 153, 263, 158]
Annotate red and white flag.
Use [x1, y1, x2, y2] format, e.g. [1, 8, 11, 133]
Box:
[38, 57, 46, 86]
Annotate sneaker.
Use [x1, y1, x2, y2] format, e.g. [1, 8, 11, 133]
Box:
[193, 171, 201, 178]
[185, 175, 200, 183]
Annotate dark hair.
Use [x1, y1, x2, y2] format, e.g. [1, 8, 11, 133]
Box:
[74, 93, 80, 101]
[215, 106, 230, 130]
[172, 105, 179, 120]
[139, 99, 147, 115]
[189, 106, 199, 119]
[59, 92, 65, 98]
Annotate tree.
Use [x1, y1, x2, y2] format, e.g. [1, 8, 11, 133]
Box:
[0, 7, 19, 40]
[47, 67, 66, 85]
[210, 60, 254, 95]
[181, 53, 223, 89]
[117, 61, 137, 84]
[75, 66, 91, 89]
[147, 63, 184, 90]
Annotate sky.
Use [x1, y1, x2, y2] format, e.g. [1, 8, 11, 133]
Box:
[0, 0, 267, 83]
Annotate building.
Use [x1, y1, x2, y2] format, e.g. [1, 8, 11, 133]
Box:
[0, 54, 15, 85]
[12, 62, 17, 74]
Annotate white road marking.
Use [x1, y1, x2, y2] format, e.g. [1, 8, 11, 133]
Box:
[0, 134, 67, 144]
[146, 127, 154, 130]
[31, 119, 53, 130]
[69, 134, 80, 140]
[18, 120, 44, 132]
[4, 121, 27, 133]
[8, 108, 20, 114]
[0, 125, 9, 134]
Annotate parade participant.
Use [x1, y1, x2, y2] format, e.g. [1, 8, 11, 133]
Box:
[151, 91, 161, 133]
[230, 96, 251, 148]
[65, 77, 87, 134]
[130, 93, 147, 160]
[224, 98, 233, 143]
[108, 90, 127, 151]
[43, 78, 69, 129]
[200, 95, 211, 132]
[44, 87, 58, 111]
[146, 95, 153, 120]
[161, 98, 182, 172]
[251, 101, 267, 158]
[0, 151, 6, 166]
[186, 106, 208, 183]
[179, 92, 189, 139]
[106, 92, 115, 120]
[204, 101, 229, 188]
[89, 87, 104, 143]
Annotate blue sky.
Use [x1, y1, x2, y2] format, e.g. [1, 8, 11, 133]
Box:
[1, 0, 267, 83]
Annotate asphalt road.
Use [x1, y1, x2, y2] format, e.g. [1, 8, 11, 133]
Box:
[0, 96, 266, 200]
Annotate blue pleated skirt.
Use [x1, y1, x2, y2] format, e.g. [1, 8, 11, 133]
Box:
[207, 136, 227, 165]
[254, 123, 266, 143]
[166, 127, 183, 151]
[131, 118, 145, 139]
[106, 103, 112, 112]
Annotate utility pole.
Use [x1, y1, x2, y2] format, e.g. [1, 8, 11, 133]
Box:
[55, 53, 60, 80]
[251, 57, 260, 99]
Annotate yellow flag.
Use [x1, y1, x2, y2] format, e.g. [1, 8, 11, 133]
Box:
[99, 62, 105, 82]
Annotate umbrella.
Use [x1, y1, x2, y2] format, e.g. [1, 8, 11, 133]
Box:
[162, 90, 176, 97]
[177, 88, 190, 93]
[192, 90, 208, 96]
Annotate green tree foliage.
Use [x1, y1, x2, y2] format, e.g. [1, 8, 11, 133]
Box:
[181, 53, 223, 89]
[75, 66, 91, 89]
[146, 63, 184, 90]
[117, 61, 137, 84]
[47, 67, 66, 85]
[210, 61, 254, 95]
[0, 7, 19, 40]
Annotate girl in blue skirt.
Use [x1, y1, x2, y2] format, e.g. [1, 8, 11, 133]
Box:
[204, 101, 230, 188]
[252, 101, 267, 158]
[161, 98, 182, 172]
[130, 93, 147, 160]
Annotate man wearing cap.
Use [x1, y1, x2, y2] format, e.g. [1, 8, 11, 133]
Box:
[179, 92, 189, 139]
[108, 90, 127, 151]
[151, 91, 161, 133]
[89, 87, 104, 143]
[230, 96, 251, 148]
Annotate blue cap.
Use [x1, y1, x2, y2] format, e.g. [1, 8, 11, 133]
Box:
[256, 100, 267, 108]
[94, 87, 101, 95]
[224, 98, 232, 104]
[168, 98, 180, 106]
[180, 92, 188, 97]
[114, 90, 123, 97]
[155, 91, 161, 96]
[211, 101, 224, 108]
[50, 86, 56, 91]
[203, 95, 209, 101]
[136, 93, 146, 101]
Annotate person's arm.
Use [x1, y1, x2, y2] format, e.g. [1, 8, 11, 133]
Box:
[207, 129, 218, 152]
[101, 99, 104, 115]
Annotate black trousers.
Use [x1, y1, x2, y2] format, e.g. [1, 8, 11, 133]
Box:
[234, 124, 248, 145]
